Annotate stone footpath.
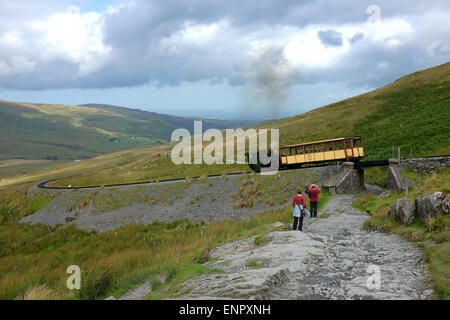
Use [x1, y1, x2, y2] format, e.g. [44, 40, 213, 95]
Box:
[174, 194, 433, 300]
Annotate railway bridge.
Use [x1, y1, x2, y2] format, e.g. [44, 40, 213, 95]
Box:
[323, 156, 450, 194]
[36, 156, 449, 192]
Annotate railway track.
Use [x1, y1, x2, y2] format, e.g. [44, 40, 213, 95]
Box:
[36, 171, 254, 190]
[36, 155, 449, 190]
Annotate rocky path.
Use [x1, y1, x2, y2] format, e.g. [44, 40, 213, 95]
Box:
[174, 194, 433, 300]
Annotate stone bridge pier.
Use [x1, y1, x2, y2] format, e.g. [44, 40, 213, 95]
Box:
[387, 159, 405, 191]
[323, 156, 447, 194]
[324, 162, 364, 194]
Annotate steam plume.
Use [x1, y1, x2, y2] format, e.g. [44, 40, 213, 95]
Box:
[249, 44, 299, 118]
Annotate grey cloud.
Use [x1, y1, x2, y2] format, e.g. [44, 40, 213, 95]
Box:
[317, 29, 343, 47]
[349, 32, 364, 44]
[0, 0, 449, 92]
[297, 40, 450, 90]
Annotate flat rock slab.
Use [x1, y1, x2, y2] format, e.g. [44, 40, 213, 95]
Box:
[118, 282, 153, 300]
[175, 231, 323, 299]
[175, 194, 433, 300]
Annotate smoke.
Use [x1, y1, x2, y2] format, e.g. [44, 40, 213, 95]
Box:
[248, 44, 299, 118]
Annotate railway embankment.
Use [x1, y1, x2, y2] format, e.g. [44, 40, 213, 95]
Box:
[21, 166, 339, 232]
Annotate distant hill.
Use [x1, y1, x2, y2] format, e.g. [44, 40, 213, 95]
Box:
[0, 101, 255, 161]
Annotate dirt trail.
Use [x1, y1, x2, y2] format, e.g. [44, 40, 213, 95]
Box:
[173, 194, 433, 300]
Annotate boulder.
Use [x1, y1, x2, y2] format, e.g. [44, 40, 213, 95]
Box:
[271, 222, 285, 229]
[389, 192, 449, 224]
[377, 191, 391, 199]
[416, 192, 449, 220]
[388, 198, 416, 224]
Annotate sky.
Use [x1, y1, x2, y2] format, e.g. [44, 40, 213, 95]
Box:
[0, 0, 449, 119]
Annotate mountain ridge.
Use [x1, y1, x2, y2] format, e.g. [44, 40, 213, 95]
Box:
[0, 100, 257, 161]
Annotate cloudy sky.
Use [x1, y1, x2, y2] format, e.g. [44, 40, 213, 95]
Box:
[0, 0, 449, 119]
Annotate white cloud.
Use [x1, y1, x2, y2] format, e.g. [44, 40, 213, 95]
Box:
[29, 10, 111, 76]
[0, 0, 448, 91]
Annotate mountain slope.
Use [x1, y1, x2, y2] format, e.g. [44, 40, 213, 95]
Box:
[260, 61, 450, 159]
[1, 62, 449, 188]
[0, 101, 254, 161]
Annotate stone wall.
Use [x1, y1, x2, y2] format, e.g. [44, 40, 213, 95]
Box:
[398, 156, 450, 175]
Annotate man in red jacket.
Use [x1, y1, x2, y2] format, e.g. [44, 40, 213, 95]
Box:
[307, 184, 321, 218]
[292, 187, 307, 231]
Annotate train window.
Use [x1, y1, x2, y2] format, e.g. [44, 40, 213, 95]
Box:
[353, 139, 362, 147]
[296, 146, 304, 154]
[315, 144, 323, 152]
[334, 142, 344, 150]
[290, 148, 295, 155]
[281, 149, 287, 156]
[324, 143, 333, 151]
[345, 141, 352, 148]
[305, 145, 314, 153]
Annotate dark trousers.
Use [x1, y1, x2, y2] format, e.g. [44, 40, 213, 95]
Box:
[293, 216, 303, 231]
[310, 201, 318, 218]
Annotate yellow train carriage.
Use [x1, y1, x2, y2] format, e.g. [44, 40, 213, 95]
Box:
[280, 137, 364, 168]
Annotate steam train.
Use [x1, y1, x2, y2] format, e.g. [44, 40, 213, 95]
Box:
[247, 136, 364, 171]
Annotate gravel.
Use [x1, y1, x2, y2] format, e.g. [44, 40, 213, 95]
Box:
[21, 166, 336, 232]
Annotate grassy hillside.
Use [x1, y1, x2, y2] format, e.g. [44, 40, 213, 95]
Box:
[1, 62, 449, 189]
[263, 61, 450, 159]
[49, 62, 450, 187]
[0, 100, 253, 161]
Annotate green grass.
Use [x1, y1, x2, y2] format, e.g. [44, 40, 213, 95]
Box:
[254, 234, 272, 246]
[245, 259, 265, 269]
[316, 213, 331, 219]
[356, 168, 450, 299]
[0, 159, 69, 180]
[352, 192, 403, 216]
[364, 167, 388, 189]
[30, 196, 53, 213]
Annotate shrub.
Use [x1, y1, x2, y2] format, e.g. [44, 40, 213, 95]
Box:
[17, 285, 58, 300]
[0, 207, 15, 225]
[426, 216, 447, 233]
[78, 268, 112, 300]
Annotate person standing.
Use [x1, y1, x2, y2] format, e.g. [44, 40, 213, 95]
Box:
[307, 184, 321, 218]
[292, 187, 307, 231]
